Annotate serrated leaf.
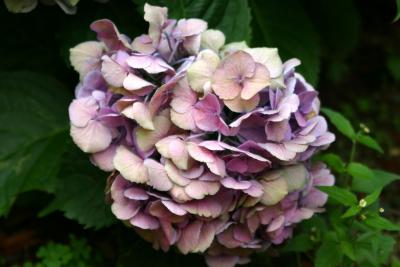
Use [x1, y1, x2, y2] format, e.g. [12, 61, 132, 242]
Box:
[342, 206, 361, 219]
[364, 214, 400, 231]
[0, 72, 70, 216]
[321, 108, 355, 140]
[315, 241, 343, 267]
[347, 162, 374, 180]
[132, 0, 252, 43]
[318, 153, 346, 173]
[250, 0, 320, 85]
[352, 169, 400, 193]
[318, 186, 357, 206]
[357, 134, 384, 153]
[41, 146, 116, 229]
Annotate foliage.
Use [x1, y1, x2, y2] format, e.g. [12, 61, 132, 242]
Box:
[19, 235, 103, 267]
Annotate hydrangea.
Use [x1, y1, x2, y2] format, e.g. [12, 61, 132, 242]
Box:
[68, 4, 335, 267]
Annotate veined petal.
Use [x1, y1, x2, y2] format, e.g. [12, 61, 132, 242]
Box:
[70, 120, 112, 153]
[113, 145, 149, 183]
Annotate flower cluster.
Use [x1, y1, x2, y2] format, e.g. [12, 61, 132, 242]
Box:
[68, 4, 335, 267]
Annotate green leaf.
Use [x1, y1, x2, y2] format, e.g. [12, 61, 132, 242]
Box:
[352, 169, 400, 193]
[315, 241, 343, 267]
[364, 214, 400, 231]
[318, 153, 346, 173]
[321, 108, 355, 140]
[0, 72, 70, 216]
[250, 0, 320, 85]
[364, 188, 382, 207]
[356, 134, 384, 153]
[4, 0, 37, 13]
[41, 146, 116, 229]
[281, 233, 313, 253]
[318, 186, 357, 206]
[347, 162, 375, 180]
[340, 241, 356, 261]
[341, 206, 361, 219]
[132, 0, 252, 43]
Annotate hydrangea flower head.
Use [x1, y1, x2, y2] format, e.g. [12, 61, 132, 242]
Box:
[68, 4, 335, 267]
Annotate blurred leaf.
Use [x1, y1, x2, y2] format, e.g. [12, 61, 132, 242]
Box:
[340, 240, 356, 261]
[352, 169, 400, 193]
[356, 134, 383, 153]
[281, 233, 313, 252]
[250, 0, 320, 85]
[364, 214, 400, 231]
[41, 146, 116, 229]
[387, 54, 400, 81]
[347, 162, 375, 180]
[0, 72, 70, 216]
[342, 206, 361, 219]
[321, 108, 356, 140]
[318, 153, 346, 173]
[394, 0, 400, 22]
[4, 0, 37, 13]
[364, 188, 382, 207]
[315, 241, 343, 267]
[132, 0, 252, 43]
[318, 186, 357, 206]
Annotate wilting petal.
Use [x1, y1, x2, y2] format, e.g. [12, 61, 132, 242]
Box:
[201, 29, 225, 52]
[113, 145, 149, 183]
[122, 102, 155, 130]
[144, 3, 168, 46]
[90, 19, 131, 51]
[70, 120, 112, 153]
[70, 41, 103, 80]
[144, 159, 173, 191]
[187, 50, 220, 93]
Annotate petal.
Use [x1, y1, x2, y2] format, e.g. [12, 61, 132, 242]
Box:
[90, 19, 131, 51]
[143, 159, 173, 191]
[241, 63, 270, 100]
[161, 200, 187, 216]
[187, 50, 220, 93]
[245, 47, 283, 78]
[101, 55, 127, 87]
[111, 201, 141, 220]
[174, 18, 208, 37]
[70, 120, 112, 153]
[205, 255, 241, 267]
[124, 187, 149, 200]
[177, 220, 202, 254]
[91, 144, 117, 172]
[135, 113, 171, 152]
[113, 145, 149, 183]
[69, 41, 103, 80]
[184, 180, 220, 200]
[122, 102, 155, 130]
[130, 212, 160, 230]
[201, 29, 225, 52]
[68, 97, 98, 127]
[122, 73, 155, 91]
[221, 177, 252, 190]
[170, 110, 196, 130]
[259, 177, 288, 206]
[187, 142, 215, 163]
[144, 3, 168, 46]
[224, 94, 260, 113]
[131, 34, 155, 54]
[164, 160, 191, 186]
[258, 143, 297, 161]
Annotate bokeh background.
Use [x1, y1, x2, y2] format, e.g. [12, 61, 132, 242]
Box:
[0, 0, 399, 266]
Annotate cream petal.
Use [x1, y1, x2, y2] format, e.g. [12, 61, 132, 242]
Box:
[144, 159, 173, 191]
[259, 177, 288, 206]
[70, 41, 103, 80]
[135, 113, 171, 152]
[122, 73, 155, 91]
[170, 109, 196, 130]
[244, 47, 283, 78]
[241, 63, 270, 100]
[224, 94, 260, 113]
[113, 145, 149, 183]
[70, 120, 112, 153]
[101, 55, 127, 87]
[121, 102, 155, 130]
[201, 29, 225, 52]
[68, 97, 98, 127]
[187, 49, 220, 93]
[184, 181, 220, 200]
